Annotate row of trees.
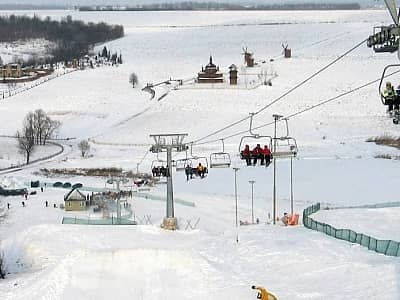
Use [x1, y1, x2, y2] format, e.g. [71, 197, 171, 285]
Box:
[0, 15, 124, 63]
[16, 109, 60, 164]
[79, 2, 360, 11]
[100, 46, 123, 65]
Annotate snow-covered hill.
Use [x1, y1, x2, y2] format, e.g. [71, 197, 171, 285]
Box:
[0, 9, 399, 300]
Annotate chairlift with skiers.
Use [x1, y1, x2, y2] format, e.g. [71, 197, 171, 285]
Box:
[378, 64, 400, 124]
[239, 113, 273, 166]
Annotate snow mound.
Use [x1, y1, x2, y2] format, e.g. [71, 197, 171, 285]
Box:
[0, 176, 25, 190]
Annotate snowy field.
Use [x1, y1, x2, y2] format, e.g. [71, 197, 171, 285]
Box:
[0, 38, 54, 65]
[0, 9, 400, 299]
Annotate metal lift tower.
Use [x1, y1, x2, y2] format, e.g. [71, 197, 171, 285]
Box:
[150, 133, 188, 230]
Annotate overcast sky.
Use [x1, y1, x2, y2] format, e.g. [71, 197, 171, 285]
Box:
[0, 0, 378, 7]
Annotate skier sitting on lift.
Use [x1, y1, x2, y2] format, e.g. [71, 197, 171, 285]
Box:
[185, 164, 193, 181]
[241, 144, 252, 166]
[395, 84, 400, 112]
[197, 163, 205, 178]
[152, 166, 160, 177]
[252, 144, 263, 165]
[251, 285, 277, 300]
[382, 81, 396, 115]
[262, 145, 272, 166]
[160, 166, 167, 177]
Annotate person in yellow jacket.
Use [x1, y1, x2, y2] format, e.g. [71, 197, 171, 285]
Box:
[196, 163, 205, 178]
[252, 285, 278, 300]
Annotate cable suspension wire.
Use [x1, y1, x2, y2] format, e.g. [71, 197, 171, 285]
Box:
[193, 68, 400, 146]
[254, 38, 367, 115]
[138, 149, 150, 166]
[190, 38, 367, 145]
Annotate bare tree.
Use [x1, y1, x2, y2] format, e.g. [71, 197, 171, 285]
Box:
[78, 140, 90, 157]
[16, 114, 35, 164]
[33, 109, 46, 145]
[129, 72, 138, 88]
[31, 109, 60, 145]
[42, 117, 60, 145]
[0, 55, 3, 66]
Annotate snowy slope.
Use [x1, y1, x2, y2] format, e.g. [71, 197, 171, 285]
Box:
[0, 9, 400, 300]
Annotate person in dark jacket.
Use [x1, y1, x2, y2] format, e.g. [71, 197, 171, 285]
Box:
[262, 145, 272, 166]
[395, 84, 400, 112]
[241, 144, 251, 166]
[185, 164, 192, 181]
[252, 144, 262, 165]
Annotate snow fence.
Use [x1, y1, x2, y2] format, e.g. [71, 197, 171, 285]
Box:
[62, 206, 137, 225]
[303, 203, 400, 257]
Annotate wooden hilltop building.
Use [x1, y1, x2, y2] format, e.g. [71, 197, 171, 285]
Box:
[197, 56, 224, 83]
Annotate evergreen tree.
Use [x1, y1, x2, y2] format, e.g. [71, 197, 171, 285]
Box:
[101, 46, 108, 57]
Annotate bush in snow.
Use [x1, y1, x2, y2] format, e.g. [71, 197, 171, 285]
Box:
[129, 72, 138, 88]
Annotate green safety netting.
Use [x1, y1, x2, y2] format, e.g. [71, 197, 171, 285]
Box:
[62, 206, 136, 225]
[62, 216, 137, 225]
[303, 203, 400, 257]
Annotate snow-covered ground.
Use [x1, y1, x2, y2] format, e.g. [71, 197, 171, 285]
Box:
[0, 9, 400, 300]
[0, 38, 55, 65]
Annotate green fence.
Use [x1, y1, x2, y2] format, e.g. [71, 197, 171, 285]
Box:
[62, 216, 137, 225]
[62, 206, 136, 225]
[303, 203, 400, 257]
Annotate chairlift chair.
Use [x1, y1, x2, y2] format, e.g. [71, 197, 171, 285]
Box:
[186, 143, 208, 168]
[238, 113, 273, 165]
[177, 152, 208, 179]
[368, 26, 399, 53]
[272, 118, 298, 158]
[151, 153, 168, 177]
[210, 139, 231, 168]
[272, 137, 298, 158]
[175, 158, 192, 171]
[378, 64, 400, 105]
[175, 148, 192, 171]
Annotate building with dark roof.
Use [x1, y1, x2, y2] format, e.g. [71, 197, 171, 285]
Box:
[64, 188, 88, 211]
[197, 56, 224, 84]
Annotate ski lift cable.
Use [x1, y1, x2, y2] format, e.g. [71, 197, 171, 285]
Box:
[190, 38, 367, 145]
[193, 68, 400, 146]
[254, 38, 367, 116]
[138, 149, 150, 166]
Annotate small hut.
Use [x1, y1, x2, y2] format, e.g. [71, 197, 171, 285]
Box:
[229, 64, 238, 85]
[64, 188, 87, 211]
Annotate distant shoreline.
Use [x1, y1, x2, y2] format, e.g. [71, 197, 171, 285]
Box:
[0, 3, 364, 11]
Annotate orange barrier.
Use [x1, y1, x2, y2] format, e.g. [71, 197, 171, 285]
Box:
[288, 213, 299, 226]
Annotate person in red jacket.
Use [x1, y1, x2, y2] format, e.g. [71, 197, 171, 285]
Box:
[241, 144, 251, 166]
[252, 144, 262, 165]
[262, 145, 272, 166]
